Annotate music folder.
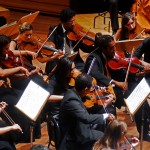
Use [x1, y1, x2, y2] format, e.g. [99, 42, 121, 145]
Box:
[15, 80, 50, 122]
[124, 77, 150, 115]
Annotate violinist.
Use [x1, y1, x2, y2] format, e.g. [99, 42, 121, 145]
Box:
[45, 55, 75, 118]
[114, 12, 149, 41]
[93, 119, 139, 150]
[0, 101, 22, 150]
[107, 0, 134, 35]
[46, 8, 94, 74]
[9, 22, 62, 65]
[0, 34, 45, 143]
[85, 33, 128, 109]
[59, 73, 115, 150]
[0, 34, 30, 103]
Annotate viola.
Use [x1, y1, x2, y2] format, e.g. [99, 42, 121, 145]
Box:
[67, 23, 95, 46]
[0, 50, 36, 71]
[108, 52, 144, 73]
[17, 36, 59, 56]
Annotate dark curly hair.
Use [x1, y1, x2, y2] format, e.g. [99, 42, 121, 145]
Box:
[95, 34, 114, 51]
[60, 8, 76, 23]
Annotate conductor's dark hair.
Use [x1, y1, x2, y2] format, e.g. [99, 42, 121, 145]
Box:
[95, 34, 114, 51]
[75, 73, 93, 91]
[60, 8, 76, 23]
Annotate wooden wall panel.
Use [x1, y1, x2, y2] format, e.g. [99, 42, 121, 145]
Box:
[0, 0, 70, 15]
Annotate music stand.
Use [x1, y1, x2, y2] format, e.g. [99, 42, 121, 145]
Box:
[115, 38, 144, 55]
[10, 11, 39, 36]
[0, 21, 17, 36]
[15, 80, 50, 147]
[0, 11, 39, 37]
[124, 77, 150, 150]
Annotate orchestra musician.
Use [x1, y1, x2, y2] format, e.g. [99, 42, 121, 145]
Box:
[59, 73, 115, 150]
[107, 0, 135, 35]
[45, 56, 75, 117]
[85, 33, 128, 109]
[0, 101, 22, 150]
[0, 34, 46, 143]
[113, 10, 150, 141]
[93, 119, 139, 150]
[9, 21, 62, 65]
[114, 12, 149, 41]
[0, 34, 30, 104]
[46, 8, 94, 74]
[85, 33, 150, 142]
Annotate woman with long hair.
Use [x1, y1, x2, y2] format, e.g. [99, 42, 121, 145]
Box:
[93, 120, 139, 150]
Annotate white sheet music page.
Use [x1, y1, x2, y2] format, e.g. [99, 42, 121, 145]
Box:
[125, 77, 150, 115]
[15, 80, 50, 121]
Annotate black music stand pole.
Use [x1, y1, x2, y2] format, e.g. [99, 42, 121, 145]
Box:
[30, 121, 35, 148]
[140, 103, 145, 150]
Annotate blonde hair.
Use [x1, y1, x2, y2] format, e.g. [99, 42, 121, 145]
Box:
[19, 22, 33, 33]
[93, 120, 127, 150]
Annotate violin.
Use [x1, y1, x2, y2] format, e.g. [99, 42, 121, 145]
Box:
[108, 52, 144, 73]
[67, 23, 95, 46]
[69, 68, 97, 87]
[83, 85, 115, 108]
[0, 49, 36, 71]
[69, 68, 116, 108]
[17, 36, 59, 56]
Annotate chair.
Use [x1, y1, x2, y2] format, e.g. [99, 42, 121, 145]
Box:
[47, 114, 61, 150]
[93, 11, 109, 27]
[93, 11, 122, 33]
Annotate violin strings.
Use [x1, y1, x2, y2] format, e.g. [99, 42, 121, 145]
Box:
[72, 28, 91, 50]
[93, 85, 109, 114]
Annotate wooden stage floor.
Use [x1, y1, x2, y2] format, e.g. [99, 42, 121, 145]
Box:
[2, 10, 149, 150]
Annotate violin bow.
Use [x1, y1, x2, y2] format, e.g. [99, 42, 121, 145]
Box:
[36, 26, 58, 55]
[124, 135, 136, 150]
[0, 105, 23, 133]
[72, 28, 91, 50]
[124, 47, 135, 83]
[86, 57, 110, 114]
[124, 47, 135, 122]
[133, 28, 145, 39]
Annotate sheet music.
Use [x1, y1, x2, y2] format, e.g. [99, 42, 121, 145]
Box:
[125, 78, 150, 115]
[15, 80, 50, 121]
